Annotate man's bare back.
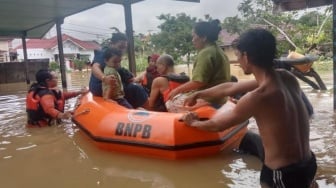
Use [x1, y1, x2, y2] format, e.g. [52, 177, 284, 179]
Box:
[245, 69, 312, 169]
[182, 29, 317, 187]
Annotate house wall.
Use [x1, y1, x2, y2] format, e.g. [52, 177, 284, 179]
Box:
[17, 48, 53, 61]
[0, 60, 49, 84]
[222, 46, 238, 64]
[0, 40, 10, 62]
[17, 41, 95, 63]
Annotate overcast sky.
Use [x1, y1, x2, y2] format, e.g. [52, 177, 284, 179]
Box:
[46, 0, 243, 41]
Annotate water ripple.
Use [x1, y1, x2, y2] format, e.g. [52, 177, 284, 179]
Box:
[16, 144, 37, 151]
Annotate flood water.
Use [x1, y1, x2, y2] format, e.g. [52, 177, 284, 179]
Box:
[0, 65, 335, 188]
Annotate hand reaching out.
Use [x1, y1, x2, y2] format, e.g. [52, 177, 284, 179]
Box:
[57, 111, 72, 119]
[181, 111, 199, 127]
[183, 92, 199, 107]
[103, 75, 117, 86]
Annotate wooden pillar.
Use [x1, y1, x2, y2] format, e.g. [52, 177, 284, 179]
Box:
[333, 1, 336, 110]
[22, 31, 30, 85]
[56, 18, 67, 89]
[123, 0, 137, 75]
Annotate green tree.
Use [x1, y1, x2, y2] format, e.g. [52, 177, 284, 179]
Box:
[222, 16, 246, 35]
[151, 13, 197, 63]
[222, 0, 332, 55]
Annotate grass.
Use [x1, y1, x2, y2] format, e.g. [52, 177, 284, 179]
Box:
[312, 59, 333, 72]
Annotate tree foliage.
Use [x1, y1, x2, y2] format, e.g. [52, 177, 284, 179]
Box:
[222, 0, 332, 56]
[150, 13, 197, 62]
[97, 1, 332, 70]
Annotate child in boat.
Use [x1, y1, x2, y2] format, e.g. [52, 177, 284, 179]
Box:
[26, 69, 88, 127]
[102, 48, 133, 109]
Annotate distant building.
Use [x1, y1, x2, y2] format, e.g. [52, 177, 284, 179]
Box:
[218, 29, 239, 63]
[0, 38, 13, 62]
[14, 34, 101, 69]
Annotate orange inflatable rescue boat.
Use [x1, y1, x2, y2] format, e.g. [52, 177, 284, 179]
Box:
[72, 92, 248, 160]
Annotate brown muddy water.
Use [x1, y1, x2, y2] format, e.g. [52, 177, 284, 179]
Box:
[0, 65, 335, 188]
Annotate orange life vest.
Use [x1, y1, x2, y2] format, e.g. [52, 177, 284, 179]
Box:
[26, 84, 64, 127]
[161, 74, 190, 102]
[153, 74, 189, 112]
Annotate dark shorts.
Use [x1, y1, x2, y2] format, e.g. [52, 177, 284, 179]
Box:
[260, 152, 317, 188]
[115, 98, 133, 109]
[124, 83, 148, 108]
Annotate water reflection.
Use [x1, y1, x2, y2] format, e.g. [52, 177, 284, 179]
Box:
[0, 68, 335, 187]
[221, 157, 261, 187]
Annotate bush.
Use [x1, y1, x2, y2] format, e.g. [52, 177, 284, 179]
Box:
[312, 59, 333, 72]
[73, 59, 86, 71]
[49, 61, 59, 71]
[120, 56, 148, 72]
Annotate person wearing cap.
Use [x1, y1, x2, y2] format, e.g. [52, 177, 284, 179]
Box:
[134, 53, 160, 94]
[89, 32, 148, 108]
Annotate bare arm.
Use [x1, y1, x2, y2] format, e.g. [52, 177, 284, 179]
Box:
[103, 85, 112, 100]
[168, 80, 205, 99]
[92, 63, 104, 80]
[92, 62, 116, 85]
[147, 77, 164, 110]
[199, 80, 257, 99]
[184, 80, 258, 106]
[183, 92, 257, 132]
[63, 87, 89, 100]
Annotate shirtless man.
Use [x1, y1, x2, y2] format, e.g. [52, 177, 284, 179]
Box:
[182, 28, 317, 187]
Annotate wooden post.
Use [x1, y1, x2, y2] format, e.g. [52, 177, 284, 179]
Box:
[22, 31, 30, 85]
[123, 0, 137, 75]
[56, 18, 67, 89]
[333, 1, 336, 110]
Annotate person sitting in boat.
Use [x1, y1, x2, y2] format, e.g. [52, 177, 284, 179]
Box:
[134, 53, 160, 94]
[89, 31, 148, 108]
[26, 69, 88, 127]
[168, 19, 231, 108]
[146, 54, 208, 112]
[102, 48, 133, 109]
